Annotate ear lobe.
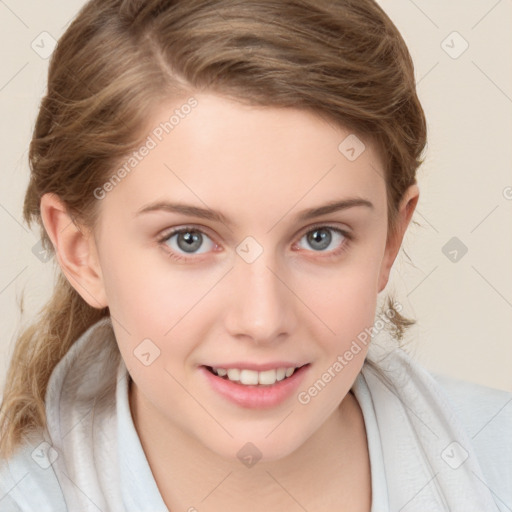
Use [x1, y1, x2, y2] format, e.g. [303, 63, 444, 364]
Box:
[40, 192, 108, 309]
[377, 184, 420, 293]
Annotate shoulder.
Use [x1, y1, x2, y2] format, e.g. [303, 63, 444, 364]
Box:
[0, 432, 67, 511]
[431, 372, 512, 440]
[431, 372, 512, 501]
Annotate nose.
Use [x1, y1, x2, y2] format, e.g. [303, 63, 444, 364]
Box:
[224, 251, 297, 345]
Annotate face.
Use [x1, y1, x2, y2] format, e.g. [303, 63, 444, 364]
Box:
[88, 92, 398, 461]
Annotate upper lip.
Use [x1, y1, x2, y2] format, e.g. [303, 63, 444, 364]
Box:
[203, 362, 310, 371]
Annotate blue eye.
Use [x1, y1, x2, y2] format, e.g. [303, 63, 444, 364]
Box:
[159, 227, 216, 261]
[296, 225, 350, 255]
[157, 224, 352, 263]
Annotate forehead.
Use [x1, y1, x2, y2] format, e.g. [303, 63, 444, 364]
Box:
[102, 92, 387, 225]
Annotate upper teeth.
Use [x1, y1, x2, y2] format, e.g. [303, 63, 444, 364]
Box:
[212, 366, 297, 385]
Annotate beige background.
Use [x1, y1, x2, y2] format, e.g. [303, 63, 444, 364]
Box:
[0, 0, 511, 396]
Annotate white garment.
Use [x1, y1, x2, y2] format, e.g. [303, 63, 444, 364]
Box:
[0, 316, 510, 511]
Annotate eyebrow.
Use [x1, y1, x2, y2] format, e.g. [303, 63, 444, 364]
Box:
[135, 197, 374, 226]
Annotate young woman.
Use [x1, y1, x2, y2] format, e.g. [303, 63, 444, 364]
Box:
[0, 1, 510, 511]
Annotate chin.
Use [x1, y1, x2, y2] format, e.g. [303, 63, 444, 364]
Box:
[199, 426, 308, 466]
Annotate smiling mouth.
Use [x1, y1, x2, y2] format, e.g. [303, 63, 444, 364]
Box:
[204, 364, 309, 386]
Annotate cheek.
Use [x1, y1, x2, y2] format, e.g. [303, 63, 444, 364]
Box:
[97, 241, 220, 377]
[300, 249, 383, 340]
[311, 274, 378, 365]
[99, 245, 201, 397]
[100, 253, 164, 328]
[99, 240, 202, 332]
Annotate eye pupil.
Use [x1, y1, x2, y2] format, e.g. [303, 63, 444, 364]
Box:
[178, 231, 202, 253]
[308, 228, 332, 251]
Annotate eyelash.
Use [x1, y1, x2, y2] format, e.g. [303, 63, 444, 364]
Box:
[156, 223, 353, 263]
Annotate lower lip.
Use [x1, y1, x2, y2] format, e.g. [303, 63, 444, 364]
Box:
[200, 365, 310, 409]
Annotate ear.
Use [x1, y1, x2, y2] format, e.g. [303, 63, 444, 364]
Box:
[377, 184, 420, 293]
[40, 193, 108, 309]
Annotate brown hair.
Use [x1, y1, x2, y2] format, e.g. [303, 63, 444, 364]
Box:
[0, 0, 426, 459]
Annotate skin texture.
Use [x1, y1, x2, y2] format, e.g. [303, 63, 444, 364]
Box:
[41, 92, 419, 511]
